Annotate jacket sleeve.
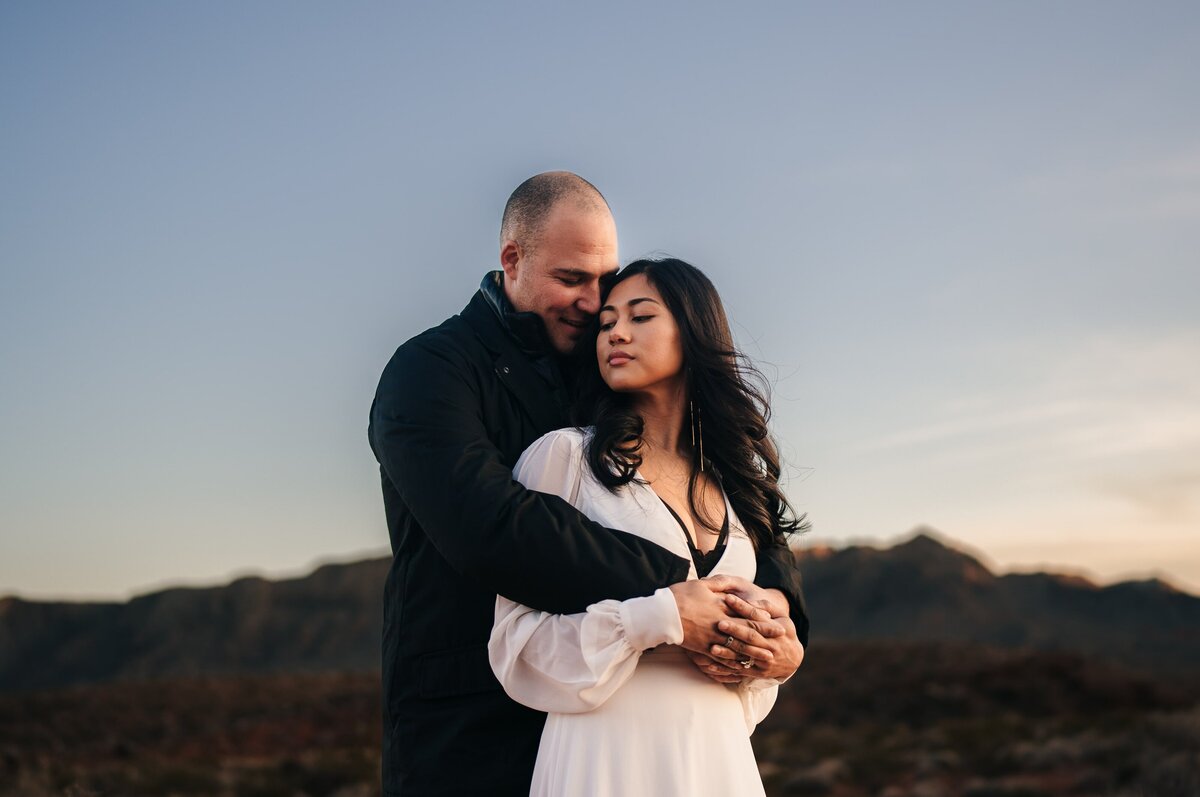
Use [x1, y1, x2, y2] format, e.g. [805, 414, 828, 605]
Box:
[753, 539, 810, 648]
[369, 336, 690, 614]
[489, 430, 684, 713]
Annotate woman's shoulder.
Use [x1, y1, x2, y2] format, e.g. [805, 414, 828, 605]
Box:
[515, 426, 594, 469]
[525, 425, 594, 449]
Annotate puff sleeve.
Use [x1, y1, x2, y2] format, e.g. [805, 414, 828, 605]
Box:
[488, 430, 684, 713]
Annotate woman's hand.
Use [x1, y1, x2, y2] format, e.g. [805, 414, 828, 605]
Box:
[667, 579, 777, 661]
[711, 594, 804, 680]
[688, 593, 804, 682]
[685, 650, 747, 683]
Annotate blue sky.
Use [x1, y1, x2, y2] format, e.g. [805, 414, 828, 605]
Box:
[3, 2, 1198, 599]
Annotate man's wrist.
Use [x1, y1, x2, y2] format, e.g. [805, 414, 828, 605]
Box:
[761, 587, 790, 618]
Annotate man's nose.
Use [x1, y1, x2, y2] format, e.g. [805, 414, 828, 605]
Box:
[576, 282, 601, 315]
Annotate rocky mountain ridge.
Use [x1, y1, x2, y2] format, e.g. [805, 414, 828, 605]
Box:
[2, 530, 1196, 691]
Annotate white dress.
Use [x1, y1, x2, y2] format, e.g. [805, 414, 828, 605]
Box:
[489, 428, 780, 797]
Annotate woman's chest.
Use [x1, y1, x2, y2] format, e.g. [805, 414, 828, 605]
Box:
[577, 476, 757, 581]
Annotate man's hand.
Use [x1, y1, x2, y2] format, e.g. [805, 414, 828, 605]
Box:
[686, 584, 804, 683]
[707, 593, 804, 680]
[668, 580, 775, 662]
[701, 575, 790, 619]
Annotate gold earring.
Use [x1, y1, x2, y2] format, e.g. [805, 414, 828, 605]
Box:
[689, 400, 695, 448]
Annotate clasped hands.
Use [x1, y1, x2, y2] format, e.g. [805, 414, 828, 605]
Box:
[667, 575, 804, 684]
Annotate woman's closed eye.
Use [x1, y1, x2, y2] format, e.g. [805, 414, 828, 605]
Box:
[599, 314, 654, 332]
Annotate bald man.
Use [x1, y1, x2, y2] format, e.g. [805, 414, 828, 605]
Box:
[369, 172, 808, 796]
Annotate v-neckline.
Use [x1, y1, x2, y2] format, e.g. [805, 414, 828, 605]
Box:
[635, 471, 732, 575]
[658, 496, 729, 552]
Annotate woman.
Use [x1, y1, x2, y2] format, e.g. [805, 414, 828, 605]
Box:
[489, 258, 806, 796]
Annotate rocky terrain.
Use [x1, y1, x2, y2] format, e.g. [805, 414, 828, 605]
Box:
[1, 641, 1197, 797]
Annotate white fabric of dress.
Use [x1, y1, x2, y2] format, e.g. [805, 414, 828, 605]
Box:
[489, 428, 779, 797]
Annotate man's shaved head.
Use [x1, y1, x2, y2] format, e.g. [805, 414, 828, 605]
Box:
[497, 171, 618, 354]
[500, 171, 611, 251]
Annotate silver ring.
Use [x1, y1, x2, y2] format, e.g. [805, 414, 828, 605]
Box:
[724, 635, 737, 650]
[740, 659, 753, 669]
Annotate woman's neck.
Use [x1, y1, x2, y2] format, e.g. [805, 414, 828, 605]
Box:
[631, 384, 689, 460]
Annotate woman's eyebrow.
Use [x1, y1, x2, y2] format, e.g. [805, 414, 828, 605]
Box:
[599, 297, 661, 313]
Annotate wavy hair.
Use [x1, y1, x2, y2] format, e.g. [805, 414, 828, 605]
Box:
[571, 257, 809, 550]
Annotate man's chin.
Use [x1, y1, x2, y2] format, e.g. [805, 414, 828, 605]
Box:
[551, 325, 588, 356]
[549, 328, 592, 355]
[549, 336, 578, 356]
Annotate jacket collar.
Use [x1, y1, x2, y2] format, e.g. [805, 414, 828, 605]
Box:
[461, 273, 570, 429]
[478, 271, 555, 357]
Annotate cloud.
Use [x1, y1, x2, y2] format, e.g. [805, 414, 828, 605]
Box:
[851, 330, 1200, 470]
[1094, 466, 1200, 523]
[1021, 146, 1200, 222]
[853, 399, 1086, 453]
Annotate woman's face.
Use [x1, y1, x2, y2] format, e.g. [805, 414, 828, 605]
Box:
[596, 273, 685, 396]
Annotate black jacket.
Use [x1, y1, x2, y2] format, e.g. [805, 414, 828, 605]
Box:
[369, 275, 808, 796]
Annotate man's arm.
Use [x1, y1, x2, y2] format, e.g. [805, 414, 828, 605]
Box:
[753, 540, 810, 648]
[369, 337, 690, 614]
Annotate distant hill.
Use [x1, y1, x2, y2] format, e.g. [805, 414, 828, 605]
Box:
[796, 529, 1200, 674]
[2, 530, 1197, 691]
[0, 560, 389, 691]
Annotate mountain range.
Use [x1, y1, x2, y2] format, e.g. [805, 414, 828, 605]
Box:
[2, 529, 1196, 691]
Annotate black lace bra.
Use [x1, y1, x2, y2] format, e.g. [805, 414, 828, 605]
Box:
[658, 497, 729, 577]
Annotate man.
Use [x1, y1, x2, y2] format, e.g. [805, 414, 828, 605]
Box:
[369, 172, 808, 796]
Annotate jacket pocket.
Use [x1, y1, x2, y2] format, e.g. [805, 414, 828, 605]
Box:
[415, 643, 502, 699]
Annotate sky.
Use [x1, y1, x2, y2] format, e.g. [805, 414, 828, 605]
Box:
[2, 1, 1198, 601]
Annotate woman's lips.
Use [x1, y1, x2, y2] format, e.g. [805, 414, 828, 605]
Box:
[607, 351, 634, 366]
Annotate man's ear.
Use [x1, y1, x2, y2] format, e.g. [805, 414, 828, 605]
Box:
[499, 239, 521, 281]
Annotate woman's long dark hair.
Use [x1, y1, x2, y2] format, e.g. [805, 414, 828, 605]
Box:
[572, 257, 809, 550]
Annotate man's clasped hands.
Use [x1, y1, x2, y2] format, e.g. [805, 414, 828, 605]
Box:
[668, 575, 805, 684]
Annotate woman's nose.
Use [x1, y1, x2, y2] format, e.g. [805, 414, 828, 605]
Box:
[608, 324, 629, 343]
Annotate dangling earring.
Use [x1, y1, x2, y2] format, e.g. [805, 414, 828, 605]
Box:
[689, 399, 704, 473]
[689, 399, 695, 448]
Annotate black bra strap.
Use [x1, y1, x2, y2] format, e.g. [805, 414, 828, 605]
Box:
[658, 497, 729, 559]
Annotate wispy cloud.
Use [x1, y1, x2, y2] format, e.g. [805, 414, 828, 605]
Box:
[1094, 466, 1200, 523]
[853, 400, 1086, 453]
[1021, 147, 1200, 222]
[851, 330, 1200, 469]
